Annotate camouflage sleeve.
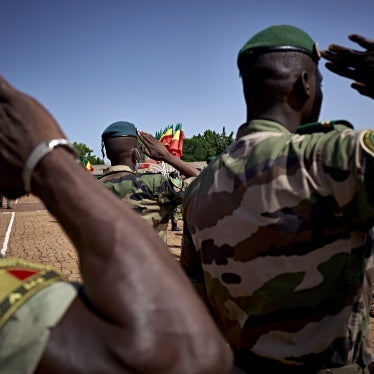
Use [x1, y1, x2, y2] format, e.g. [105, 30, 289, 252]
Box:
[138, 173, 184, 206]
[180, 222, 215, 312]
[302, 127, 374, 225]
[180, 221, 205, 283]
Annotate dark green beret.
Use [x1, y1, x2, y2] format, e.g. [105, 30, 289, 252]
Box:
[238, 25, 320, 71]
[102, 121, 138, 139]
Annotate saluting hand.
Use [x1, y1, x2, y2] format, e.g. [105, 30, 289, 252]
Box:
[321, 34, 374, 99]
[138, 130, 170, 161]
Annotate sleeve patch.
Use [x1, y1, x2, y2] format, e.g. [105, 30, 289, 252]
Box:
[360, 130, 374, 157]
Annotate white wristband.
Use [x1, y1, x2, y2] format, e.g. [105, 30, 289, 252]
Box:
[22, 138, 78, 194]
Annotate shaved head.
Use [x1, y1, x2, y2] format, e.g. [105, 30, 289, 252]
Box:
[241, 52, 315, 102]
[240, 51, 322, 125]
[104, 136, 139, 165]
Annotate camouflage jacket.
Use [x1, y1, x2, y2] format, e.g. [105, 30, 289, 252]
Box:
[181, 119, 374, 368]
[100, 165, 184, 243]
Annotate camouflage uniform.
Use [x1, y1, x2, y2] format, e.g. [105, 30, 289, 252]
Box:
[181, 119, 374, 371]
[171, 206, 182, 230]
[0, 194, 12, 209]
[100, 165, 186, 243]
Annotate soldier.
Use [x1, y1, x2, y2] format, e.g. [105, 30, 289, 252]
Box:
[0, 77, 232, 373]
[171, 206, 182, 232]
[181, 25, 374, 373]
[168, 171, 183, 232]
[100, 122, 198, 243]
[0, 193, 12, 209]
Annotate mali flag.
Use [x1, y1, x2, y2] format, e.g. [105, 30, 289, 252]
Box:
[85, 160, 94, 172]
[157, 125, 173, 148]
[168, 123, 185, 158]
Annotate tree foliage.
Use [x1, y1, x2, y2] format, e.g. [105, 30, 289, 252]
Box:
[72, 142, 105, 165]
[182, 127, 234, 162]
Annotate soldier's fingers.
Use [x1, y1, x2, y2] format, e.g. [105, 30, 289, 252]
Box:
[351, 82, 374, 99]
[139, 131, 157, 146]
[349, 34, 374, 51]
[137, 131, 147, 143]
[324, 62, 358, 81]
[320, 49, 340, 63]
[0, 76, 13, 102]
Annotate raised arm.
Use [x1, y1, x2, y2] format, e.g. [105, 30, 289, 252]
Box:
[321, 34, 374, 99]
[0, 77, 232, 373]
[138, 130, 200, 177]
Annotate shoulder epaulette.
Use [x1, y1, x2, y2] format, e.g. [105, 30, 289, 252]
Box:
[0, 258, 62, 328]
[296, 120, 354, 135]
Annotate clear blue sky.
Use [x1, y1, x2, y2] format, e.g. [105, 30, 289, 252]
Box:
[2, 0, 373, 158]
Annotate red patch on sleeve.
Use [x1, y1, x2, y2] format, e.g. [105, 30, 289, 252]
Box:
[7, 268, 37, 280]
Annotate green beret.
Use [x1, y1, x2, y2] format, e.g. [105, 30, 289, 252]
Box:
[238, 25, 320, 71]
[102, 121, 138, 139]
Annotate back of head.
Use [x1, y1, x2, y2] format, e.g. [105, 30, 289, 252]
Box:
[101, 121, 139, 165]
[243, 51, 316, 106]
[237, 25, 320, 115]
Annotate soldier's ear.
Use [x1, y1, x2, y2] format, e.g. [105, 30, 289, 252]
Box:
[298, 70, 311, 100]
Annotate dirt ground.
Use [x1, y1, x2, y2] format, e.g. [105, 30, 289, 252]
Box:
[0, 194, 183, 279]
[167, 223, 183, 260]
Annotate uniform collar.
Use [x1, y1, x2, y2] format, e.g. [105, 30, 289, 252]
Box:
[243, 119, 291, 136]
[103, 165, 135, 175]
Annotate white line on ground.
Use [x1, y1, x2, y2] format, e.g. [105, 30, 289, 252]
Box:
[0, 198, 18, 257]
[1, 211, 15, 257]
